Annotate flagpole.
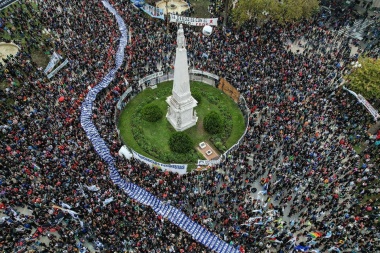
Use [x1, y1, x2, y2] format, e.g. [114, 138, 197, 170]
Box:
[165, 0, 169, 34]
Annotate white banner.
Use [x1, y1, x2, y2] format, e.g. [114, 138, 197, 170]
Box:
[138, 71, 164, 85]
[197, 159, 221, 166]
[117, 87, 133, 110]
[47, 59, 69, 79]
[44, 52, 62, 75]
[170, 14, 218, 26]
[0, 0, 18, 10]
[357, 94, 380, 121]
[131, 150, 187, 174]
[189, 69, 219, 80]
[343, 87, 380, 121]
[141, 3, 164, 20]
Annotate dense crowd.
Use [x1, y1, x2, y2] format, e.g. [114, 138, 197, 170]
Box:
[1, 0, 380, 252]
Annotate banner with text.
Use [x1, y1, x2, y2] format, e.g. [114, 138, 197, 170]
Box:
[170, 14, 218, 26]
[141, 3, 164, 20]
[343, 87, 380, 121]
[131, 150, 187, 174]
[357, 94, 380, 121]
[197, 159, 221, 166]
[47, 59, 69, 79]
[117, 87, 133, 110]
[44, 52, 63, 75]
[138, 71, 163, 85]
[0, 0, 18, 10]
[189, 69, 219, 80]
[130, 0, 144, 8]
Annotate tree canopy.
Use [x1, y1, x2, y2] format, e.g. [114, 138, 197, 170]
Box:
[141, 104, 163, 122]
[232, 0, 320, 25]
[345, 57, 380, 102]
[204, 111, 223, 134]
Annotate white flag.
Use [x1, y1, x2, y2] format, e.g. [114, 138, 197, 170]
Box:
[103, 197, 114, 206]
[85, 185, 100, 191]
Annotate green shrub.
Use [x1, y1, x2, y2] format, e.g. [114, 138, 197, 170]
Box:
[169, 132, 193, 153]
[204, 111, 222, 134]
[141, 104, 163, 122]
[192, 91, 202, 104]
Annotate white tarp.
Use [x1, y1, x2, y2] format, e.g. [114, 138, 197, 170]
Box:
[118, 145, 133, 159]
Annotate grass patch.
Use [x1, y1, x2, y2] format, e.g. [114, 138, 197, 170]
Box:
[118, 81, 246, 165]
[0, 80, 8, 90]
[31, 49, 50, 68]
[191, 0, 212, 18]
[353, 143, 364, 154]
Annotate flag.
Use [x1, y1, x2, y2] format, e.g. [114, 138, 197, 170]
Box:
[32, 163, 41, 171]
[103, 197, 114, 206]
[60, 202, 72, 210]
[328, 246, 341, 252]
[295, 245, 311, 252]
[308, 232, 322, 239]
[44, 52, 62, 74]
[85, 185, 100, 191]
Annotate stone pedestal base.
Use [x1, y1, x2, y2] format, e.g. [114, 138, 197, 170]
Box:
[166, 95, 198, 131]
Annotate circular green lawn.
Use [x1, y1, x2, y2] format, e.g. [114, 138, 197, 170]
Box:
[118, 81, 246, 165]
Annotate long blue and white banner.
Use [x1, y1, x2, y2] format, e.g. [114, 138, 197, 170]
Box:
[140, 3, 164, 20]
[80, 1, 239, 252]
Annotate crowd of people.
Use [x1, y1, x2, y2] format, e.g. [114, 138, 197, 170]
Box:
[1, 0, 380, 252]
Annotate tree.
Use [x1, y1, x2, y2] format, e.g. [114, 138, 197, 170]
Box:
[232, 0, 319, 25]
[346, 57, 380, 103]
[203, 111, 223, 134]
[223, 0, 232, 27]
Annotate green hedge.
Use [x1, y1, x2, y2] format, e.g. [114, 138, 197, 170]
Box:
[141, 104, 163, 122]
[192, 90, 202, 104]
[204, 111, 223, 134]
[169, 132, 193, 153]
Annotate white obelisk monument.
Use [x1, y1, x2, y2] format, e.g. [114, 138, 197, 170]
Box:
[166, 24, 198, 131]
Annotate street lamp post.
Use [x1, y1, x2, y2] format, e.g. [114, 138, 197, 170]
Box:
[164, 0, 169, 33]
